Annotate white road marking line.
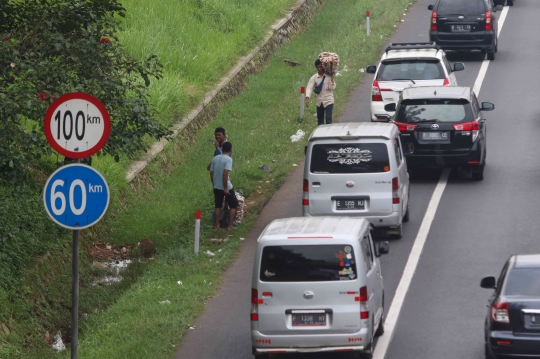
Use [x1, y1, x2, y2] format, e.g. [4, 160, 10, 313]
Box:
[473, 6, 509, 96]
[373, 7, 510, 358]
[373, 168, 449, 359]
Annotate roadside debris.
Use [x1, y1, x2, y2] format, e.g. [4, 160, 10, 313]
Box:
[259, 164, 271, 172]
[205, 250, 216, 256]
[159, 300, 171, 305]
[52, 331, 66, 352]
[290, 129, 305, 142]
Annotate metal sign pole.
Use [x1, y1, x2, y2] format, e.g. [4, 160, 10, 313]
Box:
[71, 158, 80, 359]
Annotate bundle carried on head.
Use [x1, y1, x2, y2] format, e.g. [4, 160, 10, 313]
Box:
[319, 52, 340, 75]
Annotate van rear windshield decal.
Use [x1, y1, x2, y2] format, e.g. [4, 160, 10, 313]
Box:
[311, 143, 390, 174]
[327, 147, 372, 165]
[260, 245, 357, 282]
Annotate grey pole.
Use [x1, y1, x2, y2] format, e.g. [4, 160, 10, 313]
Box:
[71, 158, 80, 359]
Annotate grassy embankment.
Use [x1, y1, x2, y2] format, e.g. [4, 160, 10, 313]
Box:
[0, 0, 414, 357]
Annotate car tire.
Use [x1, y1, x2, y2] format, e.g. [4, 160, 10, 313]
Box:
[375, 295, 385, 337]
[472, 165, 485, 181]
[487, 52, 495, 61]
[485, 342, 496, 359]
[507, 0, 513, 5]
[402, 200, 410, 223]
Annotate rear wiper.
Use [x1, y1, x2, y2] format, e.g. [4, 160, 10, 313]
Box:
[391, 78, 416, 84]
[414, 119, 439, 123]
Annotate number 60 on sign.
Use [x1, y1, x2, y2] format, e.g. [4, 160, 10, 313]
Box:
[43, 164, 110, 230]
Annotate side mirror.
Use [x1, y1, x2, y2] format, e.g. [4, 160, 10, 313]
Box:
[384, 103, 396, 112]
[453, 62, 465, 72]
[495, 5, 503, 11]
[378, 241, 389, 256]
[366, 65, 377, 74]
[428, 5, 434, 10]
[481, 102, 495, 111]
[480, 276, 496, 289]
[304, 145, 307, 156]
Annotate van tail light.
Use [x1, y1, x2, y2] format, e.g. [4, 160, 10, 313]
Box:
[443, 78, 450, 86]
[302, 179, 309, 206]
[372, 80, 382, 101]
[491, 301, 510, 323]
[392, 177, 400, 204]
[453, 120, 480, 141]
[485, 11, 492, 31]
[431, 11, 437, 31]
[359, 286, 369, 319]
[251, 288, 261, 321]
[394, 122, 417, 133]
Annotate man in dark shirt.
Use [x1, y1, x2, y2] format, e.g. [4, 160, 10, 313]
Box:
[207, 127, 229, 170]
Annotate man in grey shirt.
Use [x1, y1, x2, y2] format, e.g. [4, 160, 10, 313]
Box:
[209, 142, 238, 230]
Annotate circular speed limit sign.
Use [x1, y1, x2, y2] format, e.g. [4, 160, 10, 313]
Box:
[44, 92, 111, 158]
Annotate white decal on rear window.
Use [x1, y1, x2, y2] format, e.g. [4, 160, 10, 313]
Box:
[264, 270, 275, 277]
[327, 148, 372, 165]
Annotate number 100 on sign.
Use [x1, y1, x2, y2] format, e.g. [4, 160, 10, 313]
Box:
[44, 93, 111, 159]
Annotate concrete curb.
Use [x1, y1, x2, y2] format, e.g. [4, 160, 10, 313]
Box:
[125, 0, 324, 182]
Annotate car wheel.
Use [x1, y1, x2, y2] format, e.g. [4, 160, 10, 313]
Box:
[472, 165, 485, 181]
[485, 342, 496, 359]
[375, 295, 385, 337]
[507, 0, 513, 5]
[402, 200, 410, 223]
[487, 52, 495, 61]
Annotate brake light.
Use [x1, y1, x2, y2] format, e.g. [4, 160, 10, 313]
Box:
[359, 286, 369, 319]
[302, 179, 309, 206]
[453, 121, 480, 141]
[372, 80, 382, 101]
[486, 11, 492, 31]
[431, 11, 437, 31]
[392, 177, 400, 204]
[394, 122, 417, 133]
[491, 301, 510, 323]
[443, 78, 450, 86]
[251, 288, 261, 321]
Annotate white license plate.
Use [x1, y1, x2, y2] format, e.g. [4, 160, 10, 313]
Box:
[421, 131, 449, 141]
[292, 313, 326, 326]
[336, 199, 365, 210]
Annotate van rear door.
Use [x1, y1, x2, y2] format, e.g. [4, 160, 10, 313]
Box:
[307, 141, 393, 217]
[256, 244, 364, 336]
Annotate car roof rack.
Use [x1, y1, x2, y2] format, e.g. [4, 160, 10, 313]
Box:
[385, 42, 440, 53]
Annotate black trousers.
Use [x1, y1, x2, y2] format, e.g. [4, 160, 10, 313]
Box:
[317, 103, 333, 125]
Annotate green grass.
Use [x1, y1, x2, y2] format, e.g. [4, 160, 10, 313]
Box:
[0, 0, 415, 357]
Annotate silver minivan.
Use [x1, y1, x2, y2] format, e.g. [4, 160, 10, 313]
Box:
[251, 217, 389, 358]
[303, 122, 410, 238]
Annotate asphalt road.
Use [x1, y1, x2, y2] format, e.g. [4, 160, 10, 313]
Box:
[173, 1, 536, 358]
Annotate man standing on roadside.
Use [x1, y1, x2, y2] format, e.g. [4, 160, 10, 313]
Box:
[210, 142, 237, 230]
[207, 127, 230, 170]
[305, 59, 336, 125]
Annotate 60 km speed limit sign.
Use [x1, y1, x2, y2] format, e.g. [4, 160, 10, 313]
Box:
[44, 92, 111, 158]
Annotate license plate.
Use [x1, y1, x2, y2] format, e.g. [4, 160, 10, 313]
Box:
[336, 199, 365, 210]
[421, 131, 449, 141]
[451, 25, 471, 32]
[292, 313, 326, 326]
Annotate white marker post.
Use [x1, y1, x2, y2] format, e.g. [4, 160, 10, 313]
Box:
[300, 87, 305, 119]
[194, 210, 201, 254]
[366, 11, 371, 36]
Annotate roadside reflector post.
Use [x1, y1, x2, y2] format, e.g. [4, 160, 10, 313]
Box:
[366, 11, 371, 36]
[300, 87, 305, 119]
[194, 210, 201, 254]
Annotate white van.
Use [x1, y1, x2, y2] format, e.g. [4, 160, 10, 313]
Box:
[303, 122, 410, 238]
[251, 217, 389, 358]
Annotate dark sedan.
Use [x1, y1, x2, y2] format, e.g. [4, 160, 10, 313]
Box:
[481, 254, 540, 358]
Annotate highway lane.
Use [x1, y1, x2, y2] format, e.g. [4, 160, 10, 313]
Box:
[172, 0, 519, 357]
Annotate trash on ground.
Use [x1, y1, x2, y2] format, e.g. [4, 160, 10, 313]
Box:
[159, 300, 171, 305]
[177, 281, 183, 286]
[205, 250, 216, 256]
[290, 129, 305, 142]
[52, 332, 66, 352]
[259, 164, 271, 172]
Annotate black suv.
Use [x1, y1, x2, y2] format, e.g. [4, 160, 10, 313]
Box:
[428, 0, 502, 60]
[385, 86, 494, 180]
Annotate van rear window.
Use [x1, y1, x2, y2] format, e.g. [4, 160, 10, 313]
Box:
[310, 143, 390, 174]
[260, 245, 357, 282]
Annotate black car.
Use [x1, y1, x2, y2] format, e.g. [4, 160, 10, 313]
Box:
[481, 254, 540, 359]
[385, 86, 494, 180]
[428, 0, 502, 60]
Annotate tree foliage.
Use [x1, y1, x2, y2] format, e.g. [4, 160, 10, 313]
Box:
[0, 0, 171, 181]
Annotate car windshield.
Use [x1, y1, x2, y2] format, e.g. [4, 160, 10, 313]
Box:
[438, 0, 484, 14]
[395, 99, 473, 123]
[378, 60, 444, 81]
[505, 268, 540, 296]
[260, 245, 358, 282]
[310, 143, 390, 174]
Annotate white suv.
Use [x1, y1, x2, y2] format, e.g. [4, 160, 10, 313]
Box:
[366, 42, 464, 122]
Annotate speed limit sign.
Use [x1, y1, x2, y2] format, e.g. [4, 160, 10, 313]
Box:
[44, 92, 111, 158]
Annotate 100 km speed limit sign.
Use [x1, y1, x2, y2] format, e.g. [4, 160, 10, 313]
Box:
[44, 92, 111, 158]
